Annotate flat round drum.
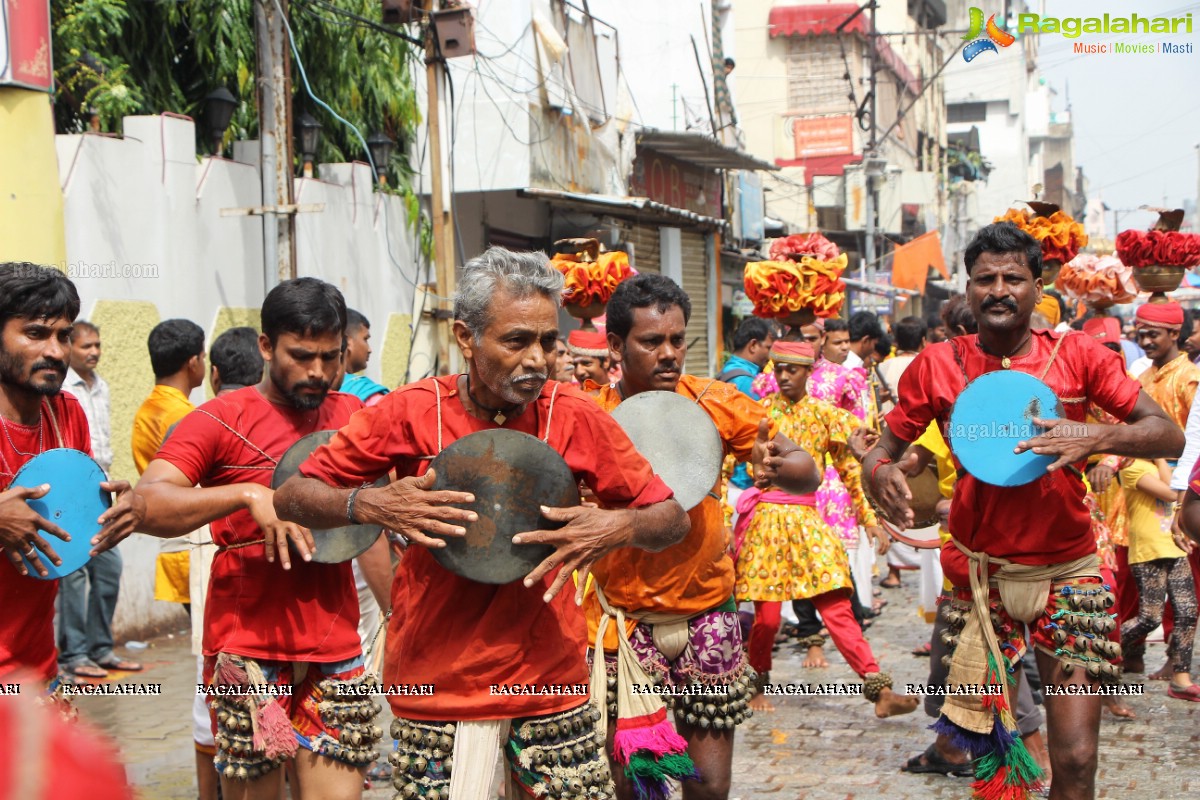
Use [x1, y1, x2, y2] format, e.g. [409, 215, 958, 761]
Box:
[867, 463, 942, 530]
[610, 391, 722, 511]
[426, 429, 578, 585]
[13, 449, 110, 580]
[948, 371, 1064, 487]
[272, 430, 387, 563]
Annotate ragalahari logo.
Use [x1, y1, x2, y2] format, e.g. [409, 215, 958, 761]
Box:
[962, 7, 1016, 61]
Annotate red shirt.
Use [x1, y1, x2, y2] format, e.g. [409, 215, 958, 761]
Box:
[299, 375, 672, 721]
[155, 387, 364, 662]
[885, 330, 1140, 569]
[0, 393, 92, 682]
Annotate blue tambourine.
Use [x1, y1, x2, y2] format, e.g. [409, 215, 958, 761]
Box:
[13, 449, 111, 580]
[947, 371, 1065, 487]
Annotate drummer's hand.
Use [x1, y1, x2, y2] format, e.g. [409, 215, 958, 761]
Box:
[751, 418, 794, 488]
[356, 469, 477, 550]
[0, 484, 69, 578]
[870, 453, 917, 530]
[848, 427, 880, 461]
[1086, 464, 1115, 494]
[935, 498, 951, 527]
[246, 485, 314, 569]
[866, 524, 890, 555]
[1015, 417, 1095, 472]
[91, 480, 146, 555]
[514, 505, 628, 605]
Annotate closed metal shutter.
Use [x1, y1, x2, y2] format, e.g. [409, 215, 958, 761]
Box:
[627, 225, 660, 274]
[681, 231, 710, 377]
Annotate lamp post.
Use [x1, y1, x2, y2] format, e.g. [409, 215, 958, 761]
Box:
[296, 111, 322, 178]
[366, 131, 395, 186]
[203, 88, 238, 156]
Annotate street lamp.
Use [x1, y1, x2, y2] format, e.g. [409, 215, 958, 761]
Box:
[366, 131, 395, 185]
[203, 87, 238, 156]
[296, 111, 323, 178]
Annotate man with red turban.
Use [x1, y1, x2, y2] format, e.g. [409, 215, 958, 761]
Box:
[566, 329, 611, 386]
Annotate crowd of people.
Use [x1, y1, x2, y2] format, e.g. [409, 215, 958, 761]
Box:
[0, 219, 1198, 800]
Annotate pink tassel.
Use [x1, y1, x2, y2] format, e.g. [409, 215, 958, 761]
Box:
[613, 709, 689, 764]
[253, 699, 298, 761]
[214, 655, 249, 688]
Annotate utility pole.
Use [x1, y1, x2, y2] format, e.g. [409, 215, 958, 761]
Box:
[861, 0, 879, 313]
[425, 5, 457, 373]
[255, 0, 297, 289]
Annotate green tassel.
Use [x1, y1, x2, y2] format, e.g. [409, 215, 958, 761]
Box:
[626, 751, 699, 781]
[975, 737, 1044, 786]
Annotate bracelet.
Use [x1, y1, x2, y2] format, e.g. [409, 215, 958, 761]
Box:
[347, 486, 365, 525]
[870, 457, 893, 484]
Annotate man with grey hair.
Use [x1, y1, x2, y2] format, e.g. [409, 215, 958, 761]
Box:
[274, 246, 692, 800]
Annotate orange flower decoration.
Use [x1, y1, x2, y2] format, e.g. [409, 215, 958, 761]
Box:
[1055, 254, 1136, 306]
[550, 251, 635, 307]
[995, 208, 1088, 264]
[744, 253, 848, 319]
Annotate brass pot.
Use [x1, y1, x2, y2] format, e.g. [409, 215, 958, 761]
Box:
[565, 299, 607, 331]
[1132, 265, 1186, 295]
[781, 307, 817, 327]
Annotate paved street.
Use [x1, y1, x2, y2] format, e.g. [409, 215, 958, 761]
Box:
[72, 563, 1200, 799]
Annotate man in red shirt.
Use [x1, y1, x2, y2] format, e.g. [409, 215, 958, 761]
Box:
[0, 262, 144, 686]
[133, 278, 369, 800]
[863, 223, 1182, 800]
[273, 247, 690, 800]
[588, 274, 823, 800]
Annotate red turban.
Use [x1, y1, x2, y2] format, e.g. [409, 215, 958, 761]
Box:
[1135, 301, 1184, 329]
[769, 341, 815, 365]
[1082, 317, 1121, 345]
[567, 330, 609, 358]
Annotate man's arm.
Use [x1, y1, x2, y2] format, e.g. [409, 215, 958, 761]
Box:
[135, 459, 315, 569]
[512, 497, 689, 604]
[1016, 391, 1183, 471]
[861, 427, 919, 529]
[355, 534, 393, 612]
[750, 420, 822, 495]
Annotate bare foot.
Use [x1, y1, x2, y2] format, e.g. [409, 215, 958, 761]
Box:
[749, 693, 776, 712]
[1123, 655, 1144, 674]
[802, 645, 828, 668]
[1102, 695, 1136, 719]
[874, 688, 919, 718]
[1149, 662, 1173, 681]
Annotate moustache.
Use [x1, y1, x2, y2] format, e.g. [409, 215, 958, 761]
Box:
[653, 365, 680, 374]
[510, 373, 547, 385]
[31, 359, 67, 374]
[981, 297, 1018, 313]
[292, 379, 330, 392]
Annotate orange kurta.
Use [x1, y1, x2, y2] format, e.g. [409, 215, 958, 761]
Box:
[586, 375, 774, 651]
[1139, 352, 1200, 430]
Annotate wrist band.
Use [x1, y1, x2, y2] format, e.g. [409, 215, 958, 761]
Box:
[347, 486, 365, 525]
[870, 457, 893, 484]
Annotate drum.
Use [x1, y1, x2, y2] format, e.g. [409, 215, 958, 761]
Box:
[271, 431, 387, 563]
[867, 462, 942, 533]
[13, 449, 110, 580]
[948, 371, 1064, 487]
[426, 429, 579, 584]
[610, 390, 722, 511]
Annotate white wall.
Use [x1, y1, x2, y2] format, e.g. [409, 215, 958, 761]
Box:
[55, 115, 421, 640]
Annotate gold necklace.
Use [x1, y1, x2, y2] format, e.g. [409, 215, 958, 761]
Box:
[981, 332, 1033, 369]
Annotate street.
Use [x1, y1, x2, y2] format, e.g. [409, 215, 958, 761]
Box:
[71, 559, 1200, 799]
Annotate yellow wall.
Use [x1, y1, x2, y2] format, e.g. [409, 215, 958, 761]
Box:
[380, 313, 414, 389]
[0, 88, 66, 266]
[89, 301, 160, 486]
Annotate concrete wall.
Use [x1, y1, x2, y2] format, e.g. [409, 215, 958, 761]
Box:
[0, 87, 67, 265]
[55, 115, 421, 639]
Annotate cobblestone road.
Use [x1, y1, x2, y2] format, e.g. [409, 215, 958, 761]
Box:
[72, 564, 1200, 799]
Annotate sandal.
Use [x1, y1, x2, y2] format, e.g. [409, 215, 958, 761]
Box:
[1168, 682, 1200, 702]
[901, 744, 974, 777]
[68, 662, 108, 679]
[912, 642, 932, 657]
[96, 656, 143, 672]
[880, 577, 902, 589]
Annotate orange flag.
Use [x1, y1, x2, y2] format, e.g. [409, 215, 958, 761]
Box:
[891, 231, 948, 294]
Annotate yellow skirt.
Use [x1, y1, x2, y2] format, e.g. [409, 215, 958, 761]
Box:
[735, 503, 852, 603]
[155, 551, 191, 604]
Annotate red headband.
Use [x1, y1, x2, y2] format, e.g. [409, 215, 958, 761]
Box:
[567, 330, 609, 358]
[1082, 317, 1121, 345]
[1135, 302, 1184, 329]
[770, 341, 815, 365]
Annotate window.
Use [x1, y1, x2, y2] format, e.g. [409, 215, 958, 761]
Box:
[947, 102, 987, 123]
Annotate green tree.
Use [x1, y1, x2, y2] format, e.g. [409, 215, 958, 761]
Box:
[51, 0, 421, 185]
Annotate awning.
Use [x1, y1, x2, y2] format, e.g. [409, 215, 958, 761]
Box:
[768, 4, 921, 97]
[518, 187, 727, 230]
[636, 130, 778, 172]
[774, 151, 863, 179]
[842, 276, 919, 298]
